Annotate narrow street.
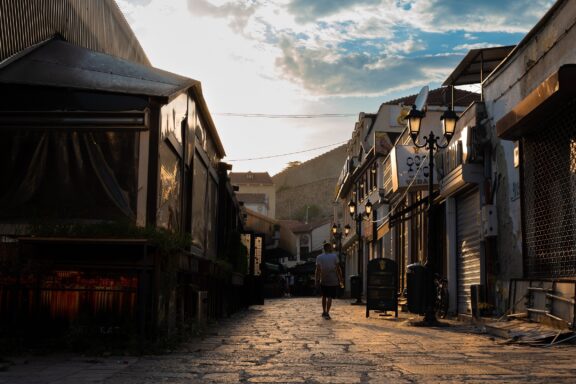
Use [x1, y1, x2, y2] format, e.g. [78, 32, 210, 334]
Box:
[2, 297, 574, 384]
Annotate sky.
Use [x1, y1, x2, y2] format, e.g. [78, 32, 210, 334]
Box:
[116, 0, 555, 175]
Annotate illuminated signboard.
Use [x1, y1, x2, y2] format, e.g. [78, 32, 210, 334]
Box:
[390, 145, 436, 192]
[254, 235, 262, 276]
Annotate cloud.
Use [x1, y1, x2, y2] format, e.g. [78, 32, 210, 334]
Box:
[287, 0, 382, 23]
[276, 36, 461, 97]
[385, 35, 426, 55]
[453, 42, 500, 51]
[410, 0, 556, 33]
[187, 0, 258, 33]
[120, 0, 153, 5]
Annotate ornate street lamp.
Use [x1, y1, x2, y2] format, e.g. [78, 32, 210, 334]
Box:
[348, 199, 373, 305]
[331, 223, 343, 261]
[331, 222, 346, 295]
[407, 103, 458, 324]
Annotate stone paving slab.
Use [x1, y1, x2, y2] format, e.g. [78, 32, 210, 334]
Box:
[1, 297, 575, 383]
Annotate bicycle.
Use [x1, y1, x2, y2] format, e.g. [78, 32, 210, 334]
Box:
[434, 275, 449, 319]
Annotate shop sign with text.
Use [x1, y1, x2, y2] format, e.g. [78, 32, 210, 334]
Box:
[390, 145, 436, 191]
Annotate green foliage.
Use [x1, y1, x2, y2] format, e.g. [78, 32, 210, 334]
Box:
[26, 221, 192, 255]
[219, 231, 248, 273]
[283, 161, 302, 171]
[26, 220, 247, 272]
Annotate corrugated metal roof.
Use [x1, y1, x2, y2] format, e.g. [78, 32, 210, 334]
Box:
[442, 45, 515, 86]
[0, 38, 197, 101]
[384, 88, 480, 108]
[0, 0, 150, 65]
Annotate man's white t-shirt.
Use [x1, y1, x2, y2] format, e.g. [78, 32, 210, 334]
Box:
[316, 252, 339, 286]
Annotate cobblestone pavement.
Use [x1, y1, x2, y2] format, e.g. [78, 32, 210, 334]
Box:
[1, 297, 575, 383]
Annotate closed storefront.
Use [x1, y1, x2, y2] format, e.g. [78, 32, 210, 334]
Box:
[456, 189, 481, 314]
[522, 98, 576, 278]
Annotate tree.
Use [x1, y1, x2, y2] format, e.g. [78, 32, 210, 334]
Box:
[283, 161, 302, 171]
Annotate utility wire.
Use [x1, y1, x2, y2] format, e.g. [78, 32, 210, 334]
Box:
[370, 152, 429, 224]
[227, 141, 347, 162]
[215, 112, 357, 119]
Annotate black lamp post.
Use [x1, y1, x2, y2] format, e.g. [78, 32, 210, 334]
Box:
[331, 223, 344, 263]
[331, 223, 347, 293]
[347, 199, 373, 305]
[407, 104, 458, 324]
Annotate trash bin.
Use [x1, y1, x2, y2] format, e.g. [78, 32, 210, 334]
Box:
[407, 263, 430, 314]
[350, 275, 362, 299]
[470, 284, 485, 319]
[197, 291, 208, 323]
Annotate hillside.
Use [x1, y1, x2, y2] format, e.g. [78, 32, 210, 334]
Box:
[272, 145, 347, 221]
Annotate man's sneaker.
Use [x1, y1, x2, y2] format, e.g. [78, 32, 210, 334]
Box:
[322, 312, 328, 318]
[324, 313, 331, 320]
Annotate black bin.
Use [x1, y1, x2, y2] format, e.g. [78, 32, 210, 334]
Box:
[350, 275, 362, 299]
[470, 284, 485, 318]
[407, 263, 430, 314]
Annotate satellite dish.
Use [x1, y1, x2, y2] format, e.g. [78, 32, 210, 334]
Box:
[413, 85, 429, 112]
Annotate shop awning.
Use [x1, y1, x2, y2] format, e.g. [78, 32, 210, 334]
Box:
[496, 65, 576, 140]
[0, 37, 227, 156]
[443, 46, 515, 86]
[0, 37, 198, 102]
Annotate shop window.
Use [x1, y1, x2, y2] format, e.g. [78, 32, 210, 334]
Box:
[191, 151, 207, 250]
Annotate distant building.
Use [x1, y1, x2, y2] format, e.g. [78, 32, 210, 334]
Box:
[278, 218, 332, 268]
[236, 193, 268, 216]
[231, 172, 276, 219]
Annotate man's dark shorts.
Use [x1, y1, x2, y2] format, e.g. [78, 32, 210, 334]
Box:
[321, 285, 338, 299]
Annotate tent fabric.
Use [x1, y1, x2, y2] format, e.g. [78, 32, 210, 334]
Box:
[0, 37, 198, 101]
[0, 130, 138, 221]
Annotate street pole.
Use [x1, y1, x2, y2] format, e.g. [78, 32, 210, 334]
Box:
[347, 200, 371, 305]
[425, 132, 435, 268]
[423, 132, 437, 324]
[355, 215, 363, 304]
[407, 102, 458, 325]
[338, 233, 343, 265]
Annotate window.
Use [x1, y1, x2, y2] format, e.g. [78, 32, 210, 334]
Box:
[191, 151, 207, 250]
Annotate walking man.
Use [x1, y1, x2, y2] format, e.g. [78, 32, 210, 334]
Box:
[315, 242, 344, 319]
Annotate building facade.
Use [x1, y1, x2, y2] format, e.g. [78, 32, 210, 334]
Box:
[485, 0, 576, 328]
[333, 0, 576, 328]
[231, 172, 276, 219]
[0, 0, 247, 339]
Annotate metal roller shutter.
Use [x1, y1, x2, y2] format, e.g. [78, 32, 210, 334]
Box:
[522, 98, 576, 278]
[456, 190, 481, 314]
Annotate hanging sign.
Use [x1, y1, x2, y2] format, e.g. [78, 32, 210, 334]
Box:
[390, 145, 435, 192]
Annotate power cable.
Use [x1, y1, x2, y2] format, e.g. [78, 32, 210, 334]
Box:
[215, 113, 357, 119]
[370, 152, 429, 224]
[227, 141, 348, 162]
